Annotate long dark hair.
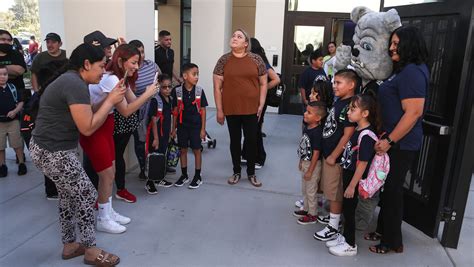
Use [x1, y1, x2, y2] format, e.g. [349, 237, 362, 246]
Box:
[390, 25, 429, 73]
[250, 37, 270, 66]
[350, 94, 381, 134]
[312, 80, 334, 110]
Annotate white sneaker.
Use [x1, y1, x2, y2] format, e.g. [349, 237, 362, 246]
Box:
[109, 208, 131, 225]
[295, 199, 304, 208]
[329, 242, 357, 256]
[326, 233, 345, 248]
[96, 217, 127, 234]
[255, 163, 263, 170]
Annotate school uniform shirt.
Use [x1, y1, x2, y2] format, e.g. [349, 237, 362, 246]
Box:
[171, 85, 208, 129]
[0, 83, 23, 122]
[322, 97, 357, 161]
[341, 126, 376, 176]
[298, 67, 327, 100]
[298, 125, 323, 161]
[378, 63, 428, 151]
[148, 93, 172, 139]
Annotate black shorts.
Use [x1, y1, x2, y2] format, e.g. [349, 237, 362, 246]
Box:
[177, 126, 201, 150]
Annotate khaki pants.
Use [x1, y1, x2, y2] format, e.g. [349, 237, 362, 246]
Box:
[0, 120, 23, 150]
[301, 160, 322, 215]
[321, 158, 343, 202]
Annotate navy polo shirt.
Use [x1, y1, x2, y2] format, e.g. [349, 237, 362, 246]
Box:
[298, 67, 327, 100]
[172, 85, 208, 129]
[0, 84, 21, 122]
[378, 63, 429, 151]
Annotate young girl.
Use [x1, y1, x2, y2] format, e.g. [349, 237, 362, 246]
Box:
[326, 94, 379, 256]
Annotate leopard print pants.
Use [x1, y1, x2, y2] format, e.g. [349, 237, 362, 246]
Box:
[29, 138, 97, 247]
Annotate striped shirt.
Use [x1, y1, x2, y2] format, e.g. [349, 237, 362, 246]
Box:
[135, 59, 160, 96]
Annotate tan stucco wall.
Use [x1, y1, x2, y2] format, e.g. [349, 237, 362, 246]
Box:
[158, 0, 181, 76]
[232, 0, 256, 37]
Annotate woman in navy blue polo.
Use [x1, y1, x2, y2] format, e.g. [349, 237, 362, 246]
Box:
[368, 25, 429, 254]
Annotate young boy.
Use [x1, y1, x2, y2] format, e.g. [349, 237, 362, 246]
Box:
[298, 49, 327, 107]
[171, 63, 207, 189]
[314, 69, 358, 241]
[0, 64, 27, 177]
[293, 101, 327, 225]
[145, 74, 175, 194]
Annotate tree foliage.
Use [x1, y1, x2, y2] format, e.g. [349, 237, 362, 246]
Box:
[0, 0, 40, 38]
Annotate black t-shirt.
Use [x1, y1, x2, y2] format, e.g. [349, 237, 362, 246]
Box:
[322, 97, 357, 160]
[298, 67, 326, 100]
[298, 125, 323, 161]
[0, 50, 26, 91]
[171, 85, 208, 129]
[154, 46, 174, 78]
[340, 127, 376, 174]
[148, 93, 172, 139]
[0, 84, 22, 121]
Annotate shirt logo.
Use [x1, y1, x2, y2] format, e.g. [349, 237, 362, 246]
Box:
[297, 133, 313, 161]
[323, 107, 337, 138]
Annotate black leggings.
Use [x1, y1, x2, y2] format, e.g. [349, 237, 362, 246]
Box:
[226, 114, 258, 176]
[132, 129, 146, 172]
[342, 169, 358, 247]
[375, 148, 417, 249]
[113, 132, 133, 190]
[242, 105, 267, 165]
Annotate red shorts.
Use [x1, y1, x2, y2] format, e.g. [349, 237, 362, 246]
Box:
[79, 114, 115, 172]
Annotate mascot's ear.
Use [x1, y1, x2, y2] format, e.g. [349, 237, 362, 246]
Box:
[384, 8, 402, 32]
[351, 6, 373, 23]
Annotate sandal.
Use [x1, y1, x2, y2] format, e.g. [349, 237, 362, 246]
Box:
[369, 244, 404, 254]
[228, 173, 241, 185]
[84, 250, 120, 267]
[62, 245, 85, 260]
[248, 175, 262, 187]
[364, 232, 382, 241]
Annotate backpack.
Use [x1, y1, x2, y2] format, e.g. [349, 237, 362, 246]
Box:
[352, 129, 390, 199]
[7, 83, 18, 103]
[138, 94, 164, 155]
[266, 73, 285, 107]
[20, 92, 40, 132]
[174, 85, 203, 124]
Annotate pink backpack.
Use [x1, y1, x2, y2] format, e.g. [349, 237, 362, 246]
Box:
[353, 130, 390, 199]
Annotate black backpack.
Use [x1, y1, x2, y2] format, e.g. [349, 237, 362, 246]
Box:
[266, 73, 286, 107]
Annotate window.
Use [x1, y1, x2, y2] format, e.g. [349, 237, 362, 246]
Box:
[288, 0, 380, 13]
[181, 0, 191, 67]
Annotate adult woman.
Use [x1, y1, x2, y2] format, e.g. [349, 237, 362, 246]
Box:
[323, 41, 337, 79]
[30, 43, 124, 265]
[368, 25, 429, 254]
[80, 44, 158, 234]
[213, 29, 268, 187]
[241, 37, 280, 168]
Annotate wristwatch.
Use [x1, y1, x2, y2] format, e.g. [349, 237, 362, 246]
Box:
[385, 136, 396, 146]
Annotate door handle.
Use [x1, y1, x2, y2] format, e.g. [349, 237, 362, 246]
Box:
[422, 120, 451, 135]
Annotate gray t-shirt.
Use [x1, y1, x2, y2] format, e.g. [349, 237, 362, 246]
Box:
[33, 71, 91, 151]
[30, 49, 67, 74]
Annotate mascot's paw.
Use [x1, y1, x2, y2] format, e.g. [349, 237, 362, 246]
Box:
[334, 45, 352, 71]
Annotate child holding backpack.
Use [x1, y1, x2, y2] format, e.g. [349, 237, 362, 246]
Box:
[171, 63, 208, 189]
[326, 94, 388, 256]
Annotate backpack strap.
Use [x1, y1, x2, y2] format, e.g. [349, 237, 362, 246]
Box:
[7, 83, 18, 103]
[192, 85, 203, 116]
[352, 129, 378, 163]
[175, 86, 185, 124]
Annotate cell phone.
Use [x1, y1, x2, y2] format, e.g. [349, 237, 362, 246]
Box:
[153, 72, 159, 84]
[122, 70, 129, 86]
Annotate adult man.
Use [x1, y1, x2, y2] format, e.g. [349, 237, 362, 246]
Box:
[30, 33, 67, 91]
[28, 35, 39, 61]
[84, 30, 118, 63]
[0, 30, 27, 98]
[154, 30, 180, 83]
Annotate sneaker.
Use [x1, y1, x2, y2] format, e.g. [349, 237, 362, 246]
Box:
[115, 189, 137, 203]
[297, 214, 318, 225]
[138, 170, 147, 181]
[174, 175, 189, 187]
[156, 179, 173, 188]
[326, 233, 345, 248]
[145, 180, 158, 195]
[329, 242, 357, 256]
[0, 164, 7, 178]
[46, 194, 59, 200]
[96, 217, 127, 234]
[240, 157, 247, 164]
[262, 132, 267, 138]
[313, 225, 340, 241]
[188, 176, 203, 189]
[166, 167, 176, 174]
[293, 210, 308, 218]
[255, 163, 263, 170]
[295, 199, 304, 208]
[109, 209, 131, 225]
[317, 214, 330, 225]
[18, 163, 27, 175]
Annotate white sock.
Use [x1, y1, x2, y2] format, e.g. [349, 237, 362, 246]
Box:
[108, 196, 115, 215]
[329, 213, 341, 229]
[98, 201, 109, 219]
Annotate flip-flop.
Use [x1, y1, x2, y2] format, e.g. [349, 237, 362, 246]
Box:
[84, 249, 120, 266]
[62, 245, 86, 260]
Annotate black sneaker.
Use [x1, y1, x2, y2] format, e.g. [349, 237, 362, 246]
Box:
[166, 167, 176, 174]
[145, 180, 158, 195]
[18, 163, 27, 176]
[317, 215, 330, 225]
[46, 194, 59, 200]
[174, 175, 189, 187]
[188, 176, 202, 189]
[156, 179, 173, 188]
[138, 170, 147, 181]
[0, 164, 7, 178]
[262, 132, 267, 138]
[313, 225, 340, 241]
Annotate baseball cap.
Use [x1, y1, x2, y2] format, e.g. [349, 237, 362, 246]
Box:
[44, 33, 61, 42]
[83, 30, 117, 49]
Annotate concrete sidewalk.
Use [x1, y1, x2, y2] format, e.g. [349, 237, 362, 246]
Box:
[0, 110, 472, 266]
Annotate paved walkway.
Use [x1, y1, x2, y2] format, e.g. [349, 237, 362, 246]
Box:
[0, 110, 472, 266]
